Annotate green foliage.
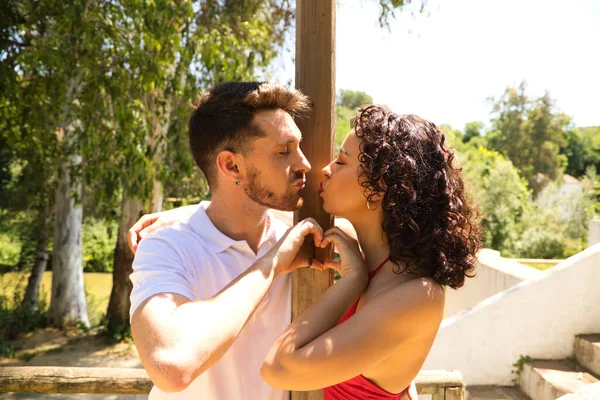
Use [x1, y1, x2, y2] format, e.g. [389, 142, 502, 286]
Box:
[511, 354, 533, 384]
[487, 82, 570, 194]
[0, 232, 21, 268]
[0, 285, 48, 342]
[512, 225, 567, 259]
[377, 0, 429, 29]
[82, 218, 118, 273]
[515, 172, 598, 258]
[100, 316, 133, 344]
[459, 146, 532, 253]
[335, 105, 356, 150]
[463, 121, 483, 143]
[563, 126, 600, 178]
[338, 89, 374, 110]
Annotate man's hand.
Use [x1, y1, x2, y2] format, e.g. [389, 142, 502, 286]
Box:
[267, 218, 325, 276]
[128, 205, 197, 253]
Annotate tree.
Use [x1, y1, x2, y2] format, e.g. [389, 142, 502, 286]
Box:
[463, 121, 483, 143]
[103, 0, 298, 331]
[563, 126, 600, 177]
[1, 0, 131, 327]
[338, 89, 374, 110]
[487, 82, 570, 194]
[459, 146, 532, 254]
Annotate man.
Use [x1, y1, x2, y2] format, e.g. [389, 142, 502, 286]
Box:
[129, 82, 322, 400]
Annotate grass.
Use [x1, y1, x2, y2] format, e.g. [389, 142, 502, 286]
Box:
[522, 263, 556, 271]
[0, 271, 113, 326]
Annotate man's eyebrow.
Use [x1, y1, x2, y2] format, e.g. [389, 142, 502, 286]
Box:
[278, 136, 302, 146]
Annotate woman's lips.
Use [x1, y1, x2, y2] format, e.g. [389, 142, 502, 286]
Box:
[318, 182, 324, 195]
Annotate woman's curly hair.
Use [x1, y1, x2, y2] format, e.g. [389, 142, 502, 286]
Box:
[353, 105, 482, 289]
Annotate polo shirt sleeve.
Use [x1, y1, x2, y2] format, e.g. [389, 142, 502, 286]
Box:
[129, 232, 195, 318]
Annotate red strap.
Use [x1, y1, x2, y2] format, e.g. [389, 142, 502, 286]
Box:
[368, 256, 390, 280]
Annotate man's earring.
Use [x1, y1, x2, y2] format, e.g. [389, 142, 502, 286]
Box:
[236, 178, 241, 185]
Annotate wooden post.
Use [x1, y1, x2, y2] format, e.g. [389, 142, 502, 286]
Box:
[293, 0, 336, 399]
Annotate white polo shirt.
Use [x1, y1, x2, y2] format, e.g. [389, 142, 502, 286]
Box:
[130, 203, 291, 400]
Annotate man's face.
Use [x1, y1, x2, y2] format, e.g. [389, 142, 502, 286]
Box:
[241, 109, 311, 211]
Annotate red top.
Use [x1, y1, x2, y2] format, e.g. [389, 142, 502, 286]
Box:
[323, 256, 410, 400]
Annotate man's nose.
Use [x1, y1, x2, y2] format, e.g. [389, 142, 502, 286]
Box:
[296, 148, 311, 173]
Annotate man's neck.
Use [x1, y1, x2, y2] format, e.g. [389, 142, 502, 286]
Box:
[205, 191, 270, 254]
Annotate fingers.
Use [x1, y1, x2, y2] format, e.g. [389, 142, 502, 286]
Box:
[323, 226, 355, 242]
[127, 213, 158, 254]
[319, 230, 346, 249]
[318, 259, 341, 273]
[297, 218, 324, 247]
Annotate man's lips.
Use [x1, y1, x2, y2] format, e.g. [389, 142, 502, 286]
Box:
[294, 180, 306, 189]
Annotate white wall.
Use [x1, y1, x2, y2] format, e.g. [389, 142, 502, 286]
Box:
[444, 249, 542, 318]
[590, 219, 600, 247]
[423, 243, 600, 385]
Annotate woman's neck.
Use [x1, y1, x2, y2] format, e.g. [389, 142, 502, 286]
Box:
[350, 213, 389, 272]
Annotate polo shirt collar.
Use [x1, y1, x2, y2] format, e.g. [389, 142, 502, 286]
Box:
[190, 203, 280, 254]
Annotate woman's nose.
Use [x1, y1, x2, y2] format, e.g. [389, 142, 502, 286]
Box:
[321, 164, 331, 178]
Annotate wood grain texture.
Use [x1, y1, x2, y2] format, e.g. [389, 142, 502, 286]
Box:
[0, 366, 152, 394]
[292, 0, 336, 399]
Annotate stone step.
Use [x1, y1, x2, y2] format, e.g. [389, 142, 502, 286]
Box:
[519, 359, 599, 400]
[557, 382, 600, 399]
[467, 385, 530, 400]
[575, 334, 600, 377]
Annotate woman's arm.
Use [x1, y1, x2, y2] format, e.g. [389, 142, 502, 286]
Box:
[261, 228, 445, 391]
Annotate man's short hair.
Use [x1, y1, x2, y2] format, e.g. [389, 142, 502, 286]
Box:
[189, 82, 310, 187]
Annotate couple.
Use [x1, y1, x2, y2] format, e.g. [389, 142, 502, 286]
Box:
[127, 82, 482, 400]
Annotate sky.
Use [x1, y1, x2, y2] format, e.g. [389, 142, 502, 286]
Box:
[272, 0, 600, 130]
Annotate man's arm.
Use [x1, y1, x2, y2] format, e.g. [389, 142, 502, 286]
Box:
[131, 255, 279, 392]
[130, 218, 323, 393]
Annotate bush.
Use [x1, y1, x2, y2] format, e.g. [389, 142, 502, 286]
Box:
[0, 232, 21, 268]
[82, 218, 118, 273]
[512, 225, 567, 259]
[459, 146, 532, 254]
[0, 285, 48, 342]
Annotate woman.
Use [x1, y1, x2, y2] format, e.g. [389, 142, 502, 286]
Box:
[259, 105, 482, 399]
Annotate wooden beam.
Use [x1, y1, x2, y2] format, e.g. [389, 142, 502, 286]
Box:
[0, 366, 464, 397]
[0, 367, 152, 394]
[293, 0, 336, 399]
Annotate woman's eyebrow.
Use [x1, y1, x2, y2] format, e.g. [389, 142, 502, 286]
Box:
[339, 147, 349, 156]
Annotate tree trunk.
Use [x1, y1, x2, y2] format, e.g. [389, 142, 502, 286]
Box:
[145, 88, 170, 214]
[22, 205, 51, 313]
[106, 196, 143, 329]
[48, 150, 89, 327]
[150, 180, 163, 213]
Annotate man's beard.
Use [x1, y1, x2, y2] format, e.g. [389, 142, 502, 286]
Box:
[245, 167, 304, 211]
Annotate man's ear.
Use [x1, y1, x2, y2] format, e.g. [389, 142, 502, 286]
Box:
[215, 150, 242, 185]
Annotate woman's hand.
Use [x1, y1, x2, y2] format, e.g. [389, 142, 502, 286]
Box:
[127, 205, 197, 253]
[316, 227, 367, 279]
[267, 218, 324, 276]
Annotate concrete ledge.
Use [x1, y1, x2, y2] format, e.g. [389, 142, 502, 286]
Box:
[575, 334, 600, 377]
[519, 360, 598, 400]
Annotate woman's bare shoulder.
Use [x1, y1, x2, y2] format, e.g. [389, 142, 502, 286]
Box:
[385, 276, 445, 319]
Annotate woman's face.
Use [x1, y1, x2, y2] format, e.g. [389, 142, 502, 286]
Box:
[319, 129, 370, 218]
